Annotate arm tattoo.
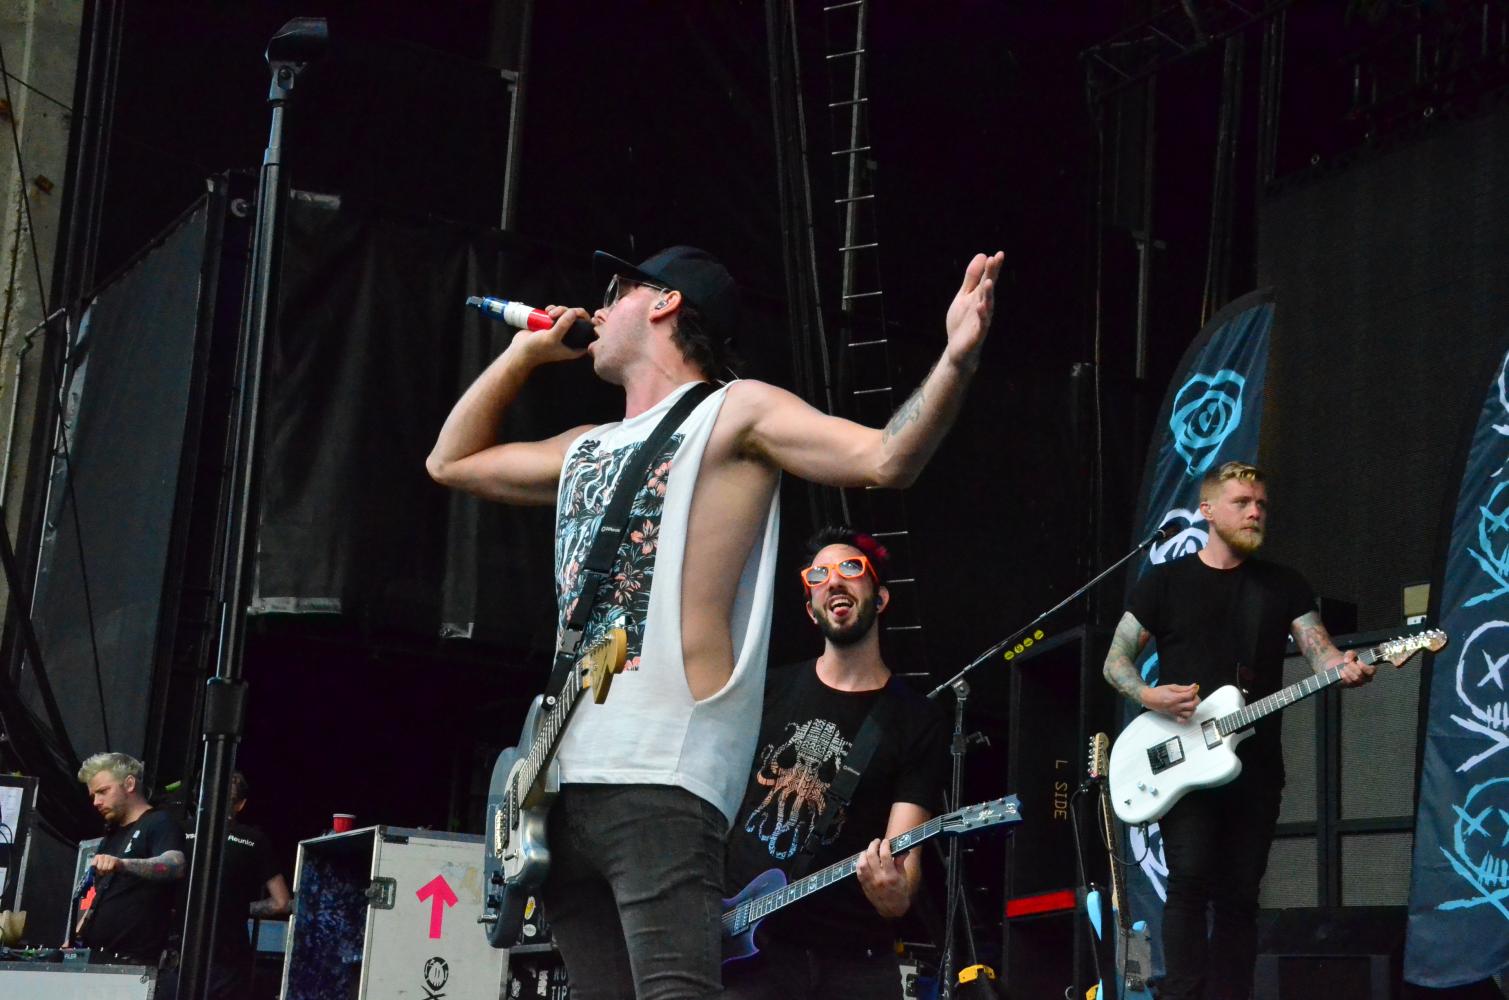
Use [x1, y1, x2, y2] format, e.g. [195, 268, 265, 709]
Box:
[1103, 612, 1152, 707]
[118, 850, 187, 881]
[881, 384, 925, 445]
[1291, 611, 1342, 675]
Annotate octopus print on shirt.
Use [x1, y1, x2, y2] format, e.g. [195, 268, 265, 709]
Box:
[746, 716, 855, 859]
[724, 660, 947, 945]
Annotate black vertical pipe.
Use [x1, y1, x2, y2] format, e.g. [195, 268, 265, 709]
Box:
[176, 21, 326, 1000]
[764, 0, 839, 532]
[496, 0, 535, 231]
[51, 0, 121, 309]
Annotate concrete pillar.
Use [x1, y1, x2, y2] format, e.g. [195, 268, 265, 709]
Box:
[0, 1, 82, 619]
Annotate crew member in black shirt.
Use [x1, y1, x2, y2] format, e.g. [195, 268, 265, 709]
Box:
[185, 771, 291, 1000]
[76, 752, 186, 966]
[1102, 462, 1375, 999]
[724, 527, 946, 999]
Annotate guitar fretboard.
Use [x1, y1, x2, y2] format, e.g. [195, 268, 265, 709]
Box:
[517, 663, 582, 802]
[722, 817, 944, 933]
[1215, 646, 1380, 736]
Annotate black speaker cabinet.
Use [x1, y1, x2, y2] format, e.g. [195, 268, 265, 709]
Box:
[1254, 906, 1404, 1000]
[1000, 626, 1107, 997]
[1259, 630, 1420, 912]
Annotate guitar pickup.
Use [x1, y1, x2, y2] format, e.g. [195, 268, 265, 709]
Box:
[1146, 737, 1184, 774]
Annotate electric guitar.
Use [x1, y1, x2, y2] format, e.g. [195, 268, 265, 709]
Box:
[719, 795, 1022, 966]
[480, 628, 628, 948]
[1085, 733, 1153, 1000]
[1109, 628, 1446, 824]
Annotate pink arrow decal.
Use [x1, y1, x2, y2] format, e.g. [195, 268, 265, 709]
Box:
[415, 874, 459, 939]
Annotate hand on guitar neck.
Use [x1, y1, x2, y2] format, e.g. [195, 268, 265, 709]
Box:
[1330, 647, 1375, 687]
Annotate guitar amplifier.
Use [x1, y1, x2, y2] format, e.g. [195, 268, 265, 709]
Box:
[1253, 907, 1402, 1000]
[999, 627, 1104, 998]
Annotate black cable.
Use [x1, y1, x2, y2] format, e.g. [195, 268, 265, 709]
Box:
[0, 820, 13, 904]
[1093, 787, 1150, 872]
[1, 68, 71, 110]
[1067, 785, 1108, 995]
[0, 65, 214, 183]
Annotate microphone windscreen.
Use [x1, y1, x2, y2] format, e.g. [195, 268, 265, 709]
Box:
[562, 319, 597, 350]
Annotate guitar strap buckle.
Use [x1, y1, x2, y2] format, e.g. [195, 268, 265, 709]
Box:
[558, 626, 585, 659]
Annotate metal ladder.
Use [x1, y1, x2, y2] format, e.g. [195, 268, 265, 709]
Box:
[822, 0, 929, 669]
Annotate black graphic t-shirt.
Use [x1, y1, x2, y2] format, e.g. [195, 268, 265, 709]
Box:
[84, 808, 186, 961]
[724, 660, 947, 949]
[1128, 553, 1316, 775]
[184, 820, 282, 962]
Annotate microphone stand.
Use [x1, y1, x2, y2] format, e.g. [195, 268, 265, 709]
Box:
[176, 19, 327, 1000]
[926, 526, 1166, 998]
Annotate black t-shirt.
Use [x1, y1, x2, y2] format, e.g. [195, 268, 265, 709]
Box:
[723, 660, 947, 949]
[184, 819, 282, 961]
[1128, 553, 1316, 772]
[84, 808, 186, 961]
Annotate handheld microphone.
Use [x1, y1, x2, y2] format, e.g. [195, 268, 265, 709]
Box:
[466, 296, 596, 350]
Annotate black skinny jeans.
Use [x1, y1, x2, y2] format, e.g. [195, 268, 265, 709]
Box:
[1155, 770, 1282, 1000]
[541, 783, 728, 1000]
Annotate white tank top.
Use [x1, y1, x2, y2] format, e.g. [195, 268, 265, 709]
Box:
[550, 381, 780, 826]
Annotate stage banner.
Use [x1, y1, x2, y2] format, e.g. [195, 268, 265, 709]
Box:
[1404, 346, 1509, 987]
[1120, 288, 1275, 976]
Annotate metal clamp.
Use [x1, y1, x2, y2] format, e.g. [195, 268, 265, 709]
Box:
[365, 877, 397, 910]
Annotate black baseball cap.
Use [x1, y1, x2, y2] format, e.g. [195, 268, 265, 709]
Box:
[592, 245, 741, 342]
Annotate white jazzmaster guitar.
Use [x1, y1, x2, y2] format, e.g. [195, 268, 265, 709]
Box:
[1109, 628, 1446, 825]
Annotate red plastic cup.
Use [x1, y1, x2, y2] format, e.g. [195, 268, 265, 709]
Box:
[332, 813, 356, 833]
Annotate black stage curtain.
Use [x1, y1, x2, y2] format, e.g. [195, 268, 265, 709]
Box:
[27, 203, 209, 761]
[256, 197, 620, 650]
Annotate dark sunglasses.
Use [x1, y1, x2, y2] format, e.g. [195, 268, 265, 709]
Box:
[603, 274, 672, 311]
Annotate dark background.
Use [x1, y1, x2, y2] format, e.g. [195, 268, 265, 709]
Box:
[12, 0, 1509, 978]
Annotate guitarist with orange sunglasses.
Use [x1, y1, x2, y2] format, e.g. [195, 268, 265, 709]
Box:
[722, 527, 947, 999]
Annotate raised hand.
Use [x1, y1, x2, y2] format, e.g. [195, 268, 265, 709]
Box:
[944, 251, 1005, 366]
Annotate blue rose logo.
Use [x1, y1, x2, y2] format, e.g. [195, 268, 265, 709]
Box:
[1170, 369, 1246, 477]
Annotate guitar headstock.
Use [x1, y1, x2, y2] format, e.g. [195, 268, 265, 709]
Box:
[939, 795, 1022, 835]
[580, 628, 629, 704]
[1087, 732, 1110, 781]
[1378, 628, 1447, 668]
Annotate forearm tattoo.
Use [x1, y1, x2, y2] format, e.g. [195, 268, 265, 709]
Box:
[882, 384, 925, 445]
[1103, 612, 1151, 707]
[1291, 611, 1341, 674]
[118, 850, 186, 881]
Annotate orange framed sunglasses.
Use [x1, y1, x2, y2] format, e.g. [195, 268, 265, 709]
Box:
[799, 555, 875, 589]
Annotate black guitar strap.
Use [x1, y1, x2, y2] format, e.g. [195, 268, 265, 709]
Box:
[790, 676, 900, 880]
[542, 381, 715, 700]
[1230, 566, 1262, 696]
